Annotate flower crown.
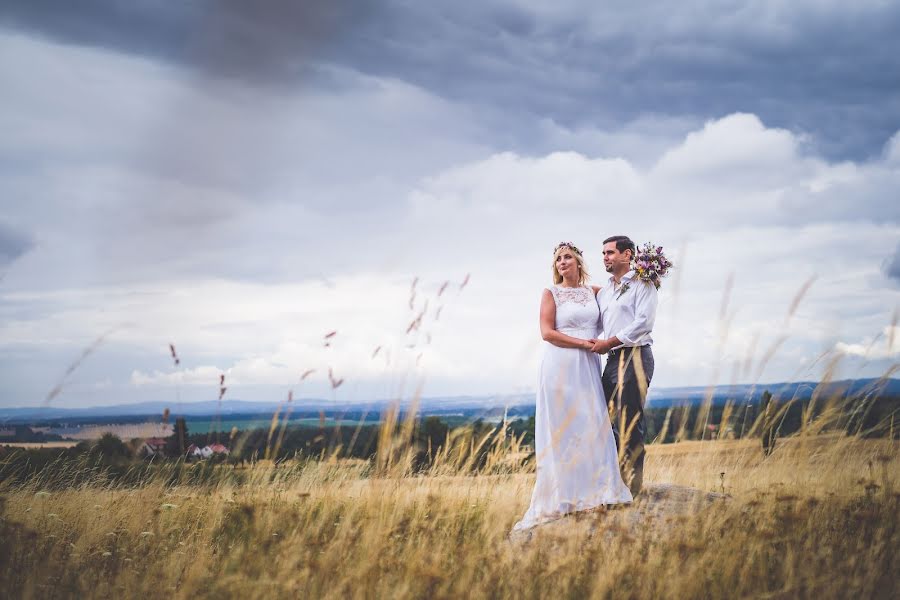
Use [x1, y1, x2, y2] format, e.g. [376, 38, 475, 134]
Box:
[554, 242, 582, 256]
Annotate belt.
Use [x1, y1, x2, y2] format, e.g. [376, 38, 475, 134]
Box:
[608, 345, 649, 358]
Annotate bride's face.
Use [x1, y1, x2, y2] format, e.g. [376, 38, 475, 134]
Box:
[555, 249, 579, 279]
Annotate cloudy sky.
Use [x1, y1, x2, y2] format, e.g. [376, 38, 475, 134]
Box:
[1, 1, 898, 409]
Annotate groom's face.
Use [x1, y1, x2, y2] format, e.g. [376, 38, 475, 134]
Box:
[602, 242, 631, 273]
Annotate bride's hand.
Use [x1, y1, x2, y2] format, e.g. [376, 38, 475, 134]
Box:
[585, 338, 599, 350]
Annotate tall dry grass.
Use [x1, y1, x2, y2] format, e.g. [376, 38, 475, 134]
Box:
[1, 427, 897, 599]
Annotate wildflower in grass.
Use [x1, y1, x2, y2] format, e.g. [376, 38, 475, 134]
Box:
[324, 330, 337, 347]
[406, 303, 428, 333]
[409, 276, 419, 309]
[406, 316, 420, 334]
[328, 367, 344, 389]
[160, 503, 178, 510]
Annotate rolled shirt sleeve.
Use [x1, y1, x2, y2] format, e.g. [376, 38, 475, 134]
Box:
[614, 280, 658, 346]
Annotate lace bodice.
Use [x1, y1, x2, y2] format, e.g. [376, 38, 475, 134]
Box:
[548, 285, 600, 335]
[515, 283, 632, 531]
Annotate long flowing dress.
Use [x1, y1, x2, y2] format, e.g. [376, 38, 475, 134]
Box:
[513, 285, 633, 531]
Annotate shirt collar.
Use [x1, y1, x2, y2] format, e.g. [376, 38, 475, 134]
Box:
[609, 270, 636, 285]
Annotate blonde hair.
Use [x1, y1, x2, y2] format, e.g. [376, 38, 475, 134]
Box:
[551, 245, 590, 285]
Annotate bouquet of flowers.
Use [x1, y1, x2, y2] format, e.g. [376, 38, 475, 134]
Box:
[631, 242, 673, 289]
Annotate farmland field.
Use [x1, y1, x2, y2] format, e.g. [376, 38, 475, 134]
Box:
[184, 417, 380, 433]
[0, 441, 79, 449]
[58, 423, 173, 441]
[26, 418, 384, 442]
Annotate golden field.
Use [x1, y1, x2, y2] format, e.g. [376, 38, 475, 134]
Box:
[1, 432, 897, 599]
[51, 423, 174, 441]
[1, 442, 79, 449]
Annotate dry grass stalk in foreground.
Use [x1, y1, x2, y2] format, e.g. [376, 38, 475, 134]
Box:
[1, 435, 897, 599]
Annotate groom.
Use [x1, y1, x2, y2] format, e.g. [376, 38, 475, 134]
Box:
[591, 235, 658, 496]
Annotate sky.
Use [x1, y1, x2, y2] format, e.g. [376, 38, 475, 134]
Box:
[1, 1, 898, 409]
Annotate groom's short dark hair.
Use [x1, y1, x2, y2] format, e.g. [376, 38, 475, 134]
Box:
[603, 235, 635, 257]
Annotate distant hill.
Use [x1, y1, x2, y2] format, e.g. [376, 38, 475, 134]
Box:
[644, 377, 900, 408]
[1, 378, 896, 424]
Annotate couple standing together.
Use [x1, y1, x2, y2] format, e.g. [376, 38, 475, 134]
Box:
[514, 235, 658, 531]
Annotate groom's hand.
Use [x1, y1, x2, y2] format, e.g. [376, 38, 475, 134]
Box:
[590, 339, 610, 354]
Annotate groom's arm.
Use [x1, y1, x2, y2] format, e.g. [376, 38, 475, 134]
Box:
[615, 281, 658, 346]
[592, 282, 658, 353]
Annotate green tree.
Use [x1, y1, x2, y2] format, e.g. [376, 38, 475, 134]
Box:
[421, 416, 449, 454]
[166, 418, 189, 456]
[95, 433, 131, 459]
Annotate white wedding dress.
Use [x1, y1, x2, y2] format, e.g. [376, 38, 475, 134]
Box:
[513, 285, 633, 531]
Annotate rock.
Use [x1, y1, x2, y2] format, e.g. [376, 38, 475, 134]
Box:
[508, 483, 729, 545]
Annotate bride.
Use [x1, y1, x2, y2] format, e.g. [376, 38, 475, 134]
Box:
[513, 242, 632, 531]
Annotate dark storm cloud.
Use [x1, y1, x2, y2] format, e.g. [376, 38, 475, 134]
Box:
[329, 2, 900, 161]
[0, 221, 33, 266]
[2, 1, 900, 160]
[0, 1, 194, 65]
[886, 244, 900, 283]
[0, 0, 372, 84]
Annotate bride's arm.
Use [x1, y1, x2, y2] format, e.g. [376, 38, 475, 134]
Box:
[540, 289, 594, 350]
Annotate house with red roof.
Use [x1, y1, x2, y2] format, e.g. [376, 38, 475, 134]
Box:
[139, 437, 168, 458]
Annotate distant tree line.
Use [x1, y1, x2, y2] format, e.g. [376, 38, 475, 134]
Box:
[641, 392, 900, 443]
[0, 426, 65, 443]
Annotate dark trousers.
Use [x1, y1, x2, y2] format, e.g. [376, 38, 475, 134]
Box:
[601, 345, 654, 496]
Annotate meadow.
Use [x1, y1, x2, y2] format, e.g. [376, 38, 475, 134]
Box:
[1, 426, 896, 599]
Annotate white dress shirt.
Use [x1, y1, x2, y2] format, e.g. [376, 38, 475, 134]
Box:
[597, 270, 658, 348]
